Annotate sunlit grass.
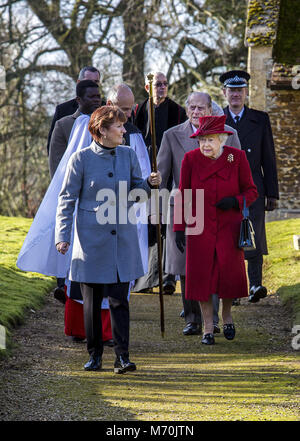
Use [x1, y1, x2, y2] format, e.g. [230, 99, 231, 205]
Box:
[0, 216, 55, 347]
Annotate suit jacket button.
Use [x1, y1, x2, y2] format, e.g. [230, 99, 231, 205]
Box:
[111, 230, 116, 235]
[108, 172, 113, 177]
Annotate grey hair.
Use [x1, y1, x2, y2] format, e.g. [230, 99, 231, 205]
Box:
[218, 133, 228, 148]
[78, 66, 100, 81]
[185, 91, 212, 108]
[106, 83, 133, 104]
[211, 101, 224, 116]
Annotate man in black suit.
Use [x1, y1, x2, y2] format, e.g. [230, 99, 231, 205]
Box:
[220, 70, 279, 303]
[46, 66, 100, 154]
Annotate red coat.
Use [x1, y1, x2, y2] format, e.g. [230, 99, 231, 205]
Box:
[174, 146, 258, 301]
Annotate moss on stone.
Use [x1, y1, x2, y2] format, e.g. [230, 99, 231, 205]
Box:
[246, 0, 280, 46]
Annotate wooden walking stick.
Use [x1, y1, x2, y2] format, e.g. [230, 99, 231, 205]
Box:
[147, 73, 165, 338]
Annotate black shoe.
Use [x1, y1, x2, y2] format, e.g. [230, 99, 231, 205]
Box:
[163, 282, 176, 295]
[103, 339, 114, 347]
[72, 336, 85, 342]
[223, 324, 235, 340]
[232, 298, 240, 306]
[84, 355, 102, 371]
[53, 287, 66, 304]
[248, 285, 267, 303]
[180, 309, 185, 318]
[201, 333, 215, 345]
[213, 325, 221, 334]
[114, 355, 136, 374]
[183, 323, 201, 335]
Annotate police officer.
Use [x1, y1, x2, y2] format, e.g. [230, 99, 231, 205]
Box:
[220, 70, 279, 303]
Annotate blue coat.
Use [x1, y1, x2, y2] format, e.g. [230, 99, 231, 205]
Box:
[55, 141, 151, 284]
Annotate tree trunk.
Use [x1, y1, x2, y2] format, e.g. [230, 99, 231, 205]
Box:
[122, 1, 148, 102]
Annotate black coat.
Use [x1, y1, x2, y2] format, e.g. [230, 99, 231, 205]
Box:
[134, 97, 187, 149]
[224, 105, 279, 257]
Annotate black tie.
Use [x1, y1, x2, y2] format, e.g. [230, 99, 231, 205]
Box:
[234, 115, 240, 124]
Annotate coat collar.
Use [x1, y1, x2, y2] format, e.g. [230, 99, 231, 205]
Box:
[195, 146, 234, 181]
[72, 109, 83, 119]
[90, 140, 120, 156]
[173, 120, 199, 153]
[224, 105, 259, 140]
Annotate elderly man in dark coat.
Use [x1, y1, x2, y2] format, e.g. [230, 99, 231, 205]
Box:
[133, 72, 187, 294]
[220, 70, 279, 303]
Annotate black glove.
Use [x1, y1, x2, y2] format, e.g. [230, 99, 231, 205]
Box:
[216, 196, 239, 211]
[175, 231, 186, 253]
[265, 197, 277, 211]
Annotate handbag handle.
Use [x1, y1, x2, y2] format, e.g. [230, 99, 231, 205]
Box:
[242, 197, 249, 218]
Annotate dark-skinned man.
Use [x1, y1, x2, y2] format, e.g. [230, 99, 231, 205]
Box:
[46, 66, 101, 154]
[220, 70, 279, 303]
[49, 80, 102, 178]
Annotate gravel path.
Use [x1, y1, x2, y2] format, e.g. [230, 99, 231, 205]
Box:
[0, 289, 298, 421]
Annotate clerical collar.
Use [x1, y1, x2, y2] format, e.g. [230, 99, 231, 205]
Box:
[229, 107, 244, 121]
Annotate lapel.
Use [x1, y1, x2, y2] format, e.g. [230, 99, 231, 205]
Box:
[224, 106, 259, 143]
[195, 147, 233, 182]
[173, 120, 199, 153]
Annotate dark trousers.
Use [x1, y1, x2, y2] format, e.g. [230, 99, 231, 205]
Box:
[80, 282, 130, 358]
[180, 276, 202, 326]
[247, 254, 263, 287]
[57, 277, 65, 289]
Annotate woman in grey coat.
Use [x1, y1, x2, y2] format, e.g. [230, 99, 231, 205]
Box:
[55, 106, 161, 373]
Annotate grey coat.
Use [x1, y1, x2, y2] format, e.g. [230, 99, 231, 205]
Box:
[55, 141, 151, 284]
[49, 110, 81, 178]
[157, 119, 241, 275]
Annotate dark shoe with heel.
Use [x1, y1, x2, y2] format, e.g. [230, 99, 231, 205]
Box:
[223, 324, 235, 340]
[248, 285, 267, 303]
[183, 323, 201, 335]
[114, 355, 136, 374]
[53, 287, 66, 304]
[84, 355, 102, 371]
[201, 333, 215, 345]
[163, 282, 176, 295]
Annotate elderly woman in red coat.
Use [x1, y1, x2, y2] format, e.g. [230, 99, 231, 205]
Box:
[174, 115, 258, 345]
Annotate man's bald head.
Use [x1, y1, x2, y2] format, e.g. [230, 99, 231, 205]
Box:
[106, 84, 134, 120]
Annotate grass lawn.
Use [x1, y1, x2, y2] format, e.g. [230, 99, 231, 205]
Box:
[0, 216, 55, 350]
[263, 218, 300, 325]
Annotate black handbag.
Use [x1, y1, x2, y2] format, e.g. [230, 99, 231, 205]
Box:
[238, 198, 256, 251]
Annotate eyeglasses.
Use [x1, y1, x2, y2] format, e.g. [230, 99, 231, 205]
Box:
[154, 82, 168, 87]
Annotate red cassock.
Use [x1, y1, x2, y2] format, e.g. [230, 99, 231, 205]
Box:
[174, 146, 258, 302]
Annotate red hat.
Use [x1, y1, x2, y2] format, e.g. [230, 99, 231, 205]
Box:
[190, 115, 233, 138]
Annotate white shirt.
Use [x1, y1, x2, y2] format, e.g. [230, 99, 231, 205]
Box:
[229, 107, 245, 122]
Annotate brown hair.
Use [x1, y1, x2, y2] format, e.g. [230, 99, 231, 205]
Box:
[88, 105, 126, 143]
